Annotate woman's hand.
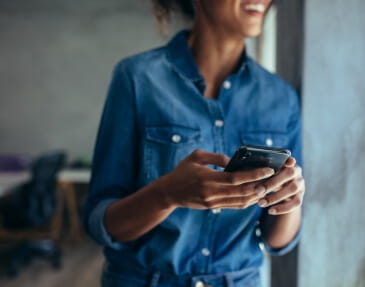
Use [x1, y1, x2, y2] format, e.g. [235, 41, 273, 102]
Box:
[162, 149, 275, 210]
[257, 157, 305, 215]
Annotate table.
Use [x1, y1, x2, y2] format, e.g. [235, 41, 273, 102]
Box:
[0, 172, 31, 198]
[0, 169, 91, 242]
[0, 169, 90, 195]
[57, 169, 91, 242]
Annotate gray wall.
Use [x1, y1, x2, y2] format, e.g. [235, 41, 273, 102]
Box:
[0, 0, 165, 160]
[300, 0, 365, 286]
[0, 0, 256, 163]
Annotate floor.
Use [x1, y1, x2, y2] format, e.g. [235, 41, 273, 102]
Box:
[0, 239, 104, 287]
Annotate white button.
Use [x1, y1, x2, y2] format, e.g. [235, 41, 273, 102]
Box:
[195, 281, 204, 287]
[212, 208, 221, 214]
[214, 120, 224, 127]
[223, 80, 231, 89]
[171, 134, 181, 143]
[255, 228, 262, 237]
[259, 242, 265, 251]
[265, 138, 273, 146]
[201, 248, 210, 256]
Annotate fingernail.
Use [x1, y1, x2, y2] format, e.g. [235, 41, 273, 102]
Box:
[264, 168, 275, 176]
[258, 199, 268, 207]
[269, 208, 276, 215]
[255, 185, 266, 196]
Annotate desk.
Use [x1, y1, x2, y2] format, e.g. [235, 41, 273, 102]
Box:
[57, 169, 91, 242]
[0, 169, 91, 242]
[0, 172, 30, 198]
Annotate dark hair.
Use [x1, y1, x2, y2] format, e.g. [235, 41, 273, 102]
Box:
[152, 0, 195, 22]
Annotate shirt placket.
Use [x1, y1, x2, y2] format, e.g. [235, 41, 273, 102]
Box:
[195, 81, 230, 275]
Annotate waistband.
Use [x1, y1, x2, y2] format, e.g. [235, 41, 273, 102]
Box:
[102, 261, 261, 287]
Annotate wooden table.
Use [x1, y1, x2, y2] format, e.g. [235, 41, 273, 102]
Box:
[57, 169, 91, 242]
[0, 169, 91, 242]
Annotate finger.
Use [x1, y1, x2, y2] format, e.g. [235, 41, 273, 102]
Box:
[206, 182, 264, 200]
[284, 157, 296, 167]
[189, 149, 230, 168]
[258, 178, 304, 208]
[212, 168, 275, 186]
[263, 165, 302, 192]
[205, 194, 261, 209]
[266, 194, 303, 215]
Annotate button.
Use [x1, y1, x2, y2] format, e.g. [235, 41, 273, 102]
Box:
[212, 208, 221, 214]
[171, 134, 181, 143]
[201, 248, 210, 256]
[255, 228, 262, 237]
[265, 138, 273, 146]
[259, 242, 265, 251]
[223, 80, 231, 89]
[195, 281, 204, 287]
[214, 119, 224, 127]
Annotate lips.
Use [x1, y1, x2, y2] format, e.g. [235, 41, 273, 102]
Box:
[244, 3, 266, 13]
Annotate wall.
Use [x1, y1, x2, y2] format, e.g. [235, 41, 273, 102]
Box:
[0, 0, 164, 160]
[300, 0, 365, 286]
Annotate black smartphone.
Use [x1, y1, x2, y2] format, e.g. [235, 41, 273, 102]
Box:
[224, 145, 291, 173]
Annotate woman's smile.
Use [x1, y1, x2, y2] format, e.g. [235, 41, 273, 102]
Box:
[242, 1, 267, 19]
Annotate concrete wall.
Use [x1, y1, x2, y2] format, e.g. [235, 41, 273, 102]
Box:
[300, 0, 365, 286]
[0, 0, 164, 160]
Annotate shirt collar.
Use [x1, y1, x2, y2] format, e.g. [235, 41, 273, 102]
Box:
[166, 30, 250, 82]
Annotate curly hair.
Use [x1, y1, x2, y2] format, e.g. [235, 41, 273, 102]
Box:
[152, 0, 195, 23]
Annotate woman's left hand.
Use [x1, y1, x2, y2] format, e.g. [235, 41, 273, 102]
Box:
[257, 157, 305, 215]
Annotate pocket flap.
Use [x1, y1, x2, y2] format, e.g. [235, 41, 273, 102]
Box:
[145, 125, 201, 145]
[241, 132, 289, 148]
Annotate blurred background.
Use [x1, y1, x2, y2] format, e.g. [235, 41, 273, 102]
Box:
[0, 0, 364, 286]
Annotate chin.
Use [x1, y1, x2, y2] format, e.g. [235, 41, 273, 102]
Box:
[242, 27, 263, 38]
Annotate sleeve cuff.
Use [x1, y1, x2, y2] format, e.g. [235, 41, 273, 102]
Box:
[87, 198, 129, 250]
[261, 223, 302, 256]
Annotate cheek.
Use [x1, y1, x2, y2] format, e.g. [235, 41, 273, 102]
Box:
[203, 0, 265, 37]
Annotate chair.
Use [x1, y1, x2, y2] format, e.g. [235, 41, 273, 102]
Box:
[0, 151, 66, 277]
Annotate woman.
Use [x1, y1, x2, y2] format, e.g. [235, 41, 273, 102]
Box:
[84, 0, 305, 286]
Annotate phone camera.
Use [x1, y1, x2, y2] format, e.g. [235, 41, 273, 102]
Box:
[241, 151, 251, 159]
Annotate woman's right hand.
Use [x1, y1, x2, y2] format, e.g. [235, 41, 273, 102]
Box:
[161, 149, 275, 210]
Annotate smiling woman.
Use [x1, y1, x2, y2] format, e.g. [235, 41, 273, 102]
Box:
[84, 0, 304, 286]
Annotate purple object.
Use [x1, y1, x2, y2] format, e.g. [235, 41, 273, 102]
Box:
[0, 155, 33, 172]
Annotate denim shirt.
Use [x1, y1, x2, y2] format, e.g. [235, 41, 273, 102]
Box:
[84, 30, 302, 286]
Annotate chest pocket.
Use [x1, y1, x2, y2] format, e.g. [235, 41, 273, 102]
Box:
[241, 132, 289, 149]
[143, 125, 202, 182]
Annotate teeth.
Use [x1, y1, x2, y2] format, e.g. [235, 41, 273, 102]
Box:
[245, 4, 265, 13]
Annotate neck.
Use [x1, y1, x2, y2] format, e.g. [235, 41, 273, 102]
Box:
[188, 21, 245, 98]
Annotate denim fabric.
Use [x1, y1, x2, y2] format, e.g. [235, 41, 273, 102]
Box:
[84, 30, 302, 286]
[101, 262, 262, 287]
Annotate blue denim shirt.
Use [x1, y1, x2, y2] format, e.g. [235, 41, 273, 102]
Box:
[84, 30, 302, 286]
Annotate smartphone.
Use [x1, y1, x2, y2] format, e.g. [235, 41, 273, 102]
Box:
[224, 145, 291, 173]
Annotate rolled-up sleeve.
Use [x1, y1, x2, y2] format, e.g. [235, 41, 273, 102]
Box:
[261, 223, 302, 256]
[83, 60, 139, 249]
